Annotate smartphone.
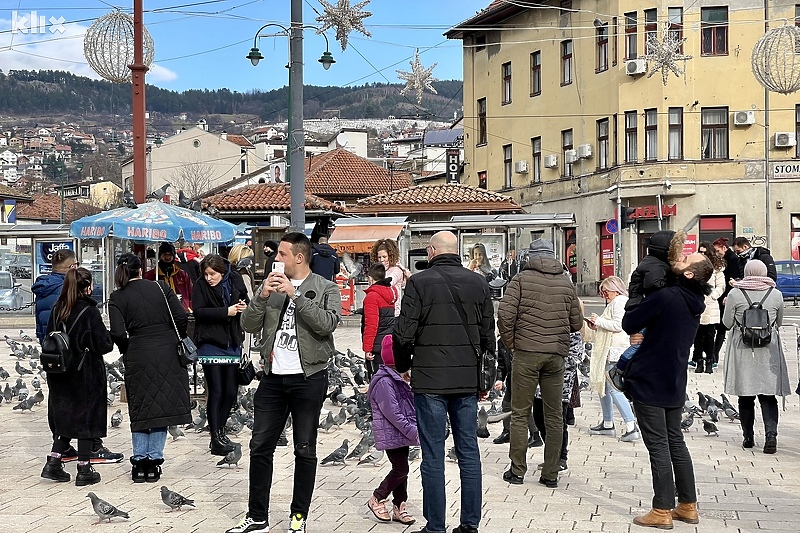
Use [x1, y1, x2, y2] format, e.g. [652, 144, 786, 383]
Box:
[272, 262, 285, 274]
[583, 317, 594, 324]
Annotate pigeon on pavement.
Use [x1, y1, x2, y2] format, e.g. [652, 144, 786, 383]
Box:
[346, 435, 370, 461]
[702, 419, 719, 436]
[168, 425, 185, 441]
[680, 412, 695, 432]
[160, 486, 196, 511]
[111, 409, 123, 428]
[0, 366, 9, 380]
[31, 389, 44, 405]
[216, 443, 243, 468]
[20, 330, 33, 342]
[477, 406, 490, 438]
[320, 439, 349, 466]
[12, 396, 37, 411]
[358, 449, 385, 466]
[319, 411, 335, 432]
[408, 446, 420, 461]
[87, 492, 130, 523]
[15, 361, 33, 375]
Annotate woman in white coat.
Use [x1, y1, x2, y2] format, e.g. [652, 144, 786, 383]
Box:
[692, 241, 726, 374]
[586, 276, 639, 441]
[722, 260, 791, 454]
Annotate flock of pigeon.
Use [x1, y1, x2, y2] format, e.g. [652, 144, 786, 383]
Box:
[681, 390, 741, 437]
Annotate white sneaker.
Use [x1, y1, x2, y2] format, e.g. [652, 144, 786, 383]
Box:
[226, 516, 270, 533]
[288, 513, 306, 533]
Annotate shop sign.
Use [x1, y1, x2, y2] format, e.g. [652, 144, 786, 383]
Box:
[35, 240, 75, 278]
[773, 163, 800, 179]
[446, 149, 460, 183]
[682, 234, 697, 256]
[628, 204, 677, 220]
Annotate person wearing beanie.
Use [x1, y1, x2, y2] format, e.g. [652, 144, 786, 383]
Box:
[360, 263, 396, 381]
[261, 240, 279, 280]
[144, 242, 193, 311]
[366, 335, 418, 526]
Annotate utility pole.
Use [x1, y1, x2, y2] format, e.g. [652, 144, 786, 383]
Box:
[130, 0, 148, 203]
[289, 0, 305, 233]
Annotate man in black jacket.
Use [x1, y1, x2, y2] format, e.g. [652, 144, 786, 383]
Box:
[310, 237, 340, 281]
[712, 237, 739, 365]
[732, 236, 777, 281]
[393, 231, 495, 533]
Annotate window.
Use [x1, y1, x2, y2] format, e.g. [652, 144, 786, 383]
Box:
[644, 9, 657, 54]
[241, 157, 247, 174]
[612, 17, 618, 66]
[478, 171, 487, 189]
[796, 105, 800, 158]
[531, 137, 542, 183]
[503, 144, 513, 188]
[645, 109, 658, 161]
[701, 107, 729, 159]
[597, 24, 609, 72]
[668, 107, 683, 160]
[597, 119, 609, 170]
[668, 8, 683, 53]
[530, 51, 541, 96]
[475, 34, 486, 52]
[701, 7, 728, 56]
[625, 12, 637, 59]
[477, 98, 487, 145]
[501, 62, 512, 105]
[562, 129, 573, 177]
[561, 40, 573, 85]
[625, 111, 638, 163]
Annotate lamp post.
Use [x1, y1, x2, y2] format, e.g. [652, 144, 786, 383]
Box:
[247, 12, 335, 233]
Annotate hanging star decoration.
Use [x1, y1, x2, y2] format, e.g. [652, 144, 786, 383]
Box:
[396, 49, 439, 106]
[643, 22, 693, 85]
[315, 0, 372, 51]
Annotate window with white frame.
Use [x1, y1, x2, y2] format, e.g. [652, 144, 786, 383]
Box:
[668, 107, 683, 160]
[562, 129, 573, 177]
[503, 144, 513, 188]
[645, 109, 658, 161]
[597, 24, 609, 72]
[625, 111, 638, 163]
[644, 9, 657, 54]
[477, 98, 487, 145]
[561, 40, 573, 85]
[501, 62, 512, 105]
[531, 137, 542, 183]
[625, 12, 637, 59]
[701, 107, 728, 159]
[530, 51, 541, 96]
[597, 119, 609, 170]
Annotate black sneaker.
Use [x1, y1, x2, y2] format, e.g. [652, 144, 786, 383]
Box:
[225, 516, 270, 533]
[527, 434, 543, 448]
[607, 367, 625, 393]
[90, 446, 124, 464]
[276, 434, 289, 447]
[61, 446, 78, 463]
[559, 460, 569, 473]
[538, 476, 558, 488]
[502, 469, 523, 485]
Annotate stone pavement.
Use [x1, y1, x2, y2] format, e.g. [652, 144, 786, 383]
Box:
[1, 324, 800, 533]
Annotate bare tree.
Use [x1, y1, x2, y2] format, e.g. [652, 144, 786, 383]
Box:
[169, 159, 216, 199]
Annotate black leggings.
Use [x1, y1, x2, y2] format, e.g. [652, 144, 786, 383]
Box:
[52, 436, 92, 462]
[202, 363, 239, 434]
[533, 398, 568, 461]
[692, 324, 716, 363]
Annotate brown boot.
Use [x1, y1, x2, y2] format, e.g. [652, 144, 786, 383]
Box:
[672, 502, 699, 524]
[633, 508, 673, 529]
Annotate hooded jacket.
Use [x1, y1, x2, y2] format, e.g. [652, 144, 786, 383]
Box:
[622, 279, 707, 407]
[361, 280, 396, 353]
[626, 230, 676, 310]
[368, 365, 419, 450]
[497, 255, 583, 356]
[735, 246, 777, 281]
[144, 262, 193, 311]
[310, 243, 341, 281]
[32, 272, 66, 343]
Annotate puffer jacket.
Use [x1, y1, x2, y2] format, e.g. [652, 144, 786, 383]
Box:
[626, 230, 675, 310]
[361, 280, 395, 353]
[368, 365, 419, 450]
[497, 256, 583, 356]
[32, 272, 66, 343]
[699, 268, 725, 325]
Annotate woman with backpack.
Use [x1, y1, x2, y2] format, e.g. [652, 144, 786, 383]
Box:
[40, 267, 114, 487]
[722, 259, 791, 454]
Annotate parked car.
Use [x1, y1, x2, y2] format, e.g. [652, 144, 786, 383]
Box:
[0, 271, 23, 311]
[6, 254, 32, 279]
[775, 261, 800, 299]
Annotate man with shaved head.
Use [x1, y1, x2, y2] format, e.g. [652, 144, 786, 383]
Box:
[393, 231, 495, 533]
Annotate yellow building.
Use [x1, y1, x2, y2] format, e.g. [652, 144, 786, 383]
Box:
[447, 1, 800, 292]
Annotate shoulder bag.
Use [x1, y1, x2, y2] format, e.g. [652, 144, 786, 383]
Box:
[431, 268, 496, 392]
[156, 281, 198, 367]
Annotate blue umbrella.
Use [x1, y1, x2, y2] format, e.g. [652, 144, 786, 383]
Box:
[70, 202, 237, 243]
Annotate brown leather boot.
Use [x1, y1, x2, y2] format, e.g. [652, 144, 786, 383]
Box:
[633, 508, 673, 529]
[672, 502, 699, 524]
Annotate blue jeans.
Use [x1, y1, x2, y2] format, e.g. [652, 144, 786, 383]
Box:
[616, 328, 646, 370]
[601, 364, 635, 423]
[414, 393, 482, 533]
[131, 427, 167, 460]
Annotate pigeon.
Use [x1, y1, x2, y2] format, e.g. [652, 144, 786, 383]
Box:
[487, 401, 500, 417]
[12, 396, 36, 411]
[178, 190, 192, 208]
[319, 411, 335, 432]
[477, 406, 490, 438]
[168, 425, 185, 441]
[3, 383, 12, 402]
[332, 406, 347, 428]
[446, 446, 458, 462]
[0, 366, 9, 380]
[680, 412, 694, 432]
[160, 486, 195, 511]
[4, 335, 16, 347]
[724, 406, 740, 422]
[146, 183, 170, 200]
[31, 375, 41, 390]
[720, 393, 735, 412]
[15, 361, 33, 375]
[358, 449, 385, 466]
[697, 391, 708, 413]
[31, 389, 44, 405]
[87, 492, 130, 523]
[111, 409, 123, 428]
[122, 187, 137, 209]
[216, 443, 243, 468]
[19, 330, 33, 342]
[707, 404, 720, 423]
[17, 381, 29, 401]
[408, 446, 421, 461]
[320, 439, 349, 466]
[702, 419, 719, 436]
[346, 435, 371, 461]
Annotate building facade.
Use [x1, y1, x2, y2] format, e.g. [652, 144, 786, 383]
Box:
[447, 0, 800, 292]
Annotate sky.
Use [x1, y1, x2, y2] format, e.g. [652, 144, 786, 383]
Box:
[0, 0, 490, 93]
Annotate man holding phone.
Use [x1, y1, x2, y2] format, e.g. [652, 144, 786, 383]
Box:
[231, 232, 340, 533]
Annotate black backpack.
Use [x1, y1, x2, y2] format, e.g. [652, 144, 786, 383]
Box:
[737, 288, 774, 350]
[40, 306, 90, 373]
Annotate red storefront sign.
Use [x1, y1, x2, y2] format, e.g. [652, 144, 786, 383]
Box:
[627, 204, 677, 220]
[600, 235, 615, 279]
[682, 234, 697, 256]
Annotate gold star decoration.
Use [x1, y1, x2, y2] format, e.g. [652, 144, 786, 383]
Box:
[643, 22, 693, 86]
[396, 49, 438, 106]
[315, 0, 372, 52]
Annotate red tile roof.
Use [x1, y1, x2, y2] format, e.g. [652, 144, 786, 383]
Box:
[305, 148, 411, 199]
[352, 183, 522, 214]
[226, 134, 253, 148]
[17, 193, 101, 223]
[205, 183, 345, 213]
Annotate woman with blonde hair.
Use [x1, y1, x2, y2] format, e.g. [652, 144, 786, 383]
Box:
[587, 276, 639, 441]
[370, 238, 411, 316]
[228, 243, 255, 295]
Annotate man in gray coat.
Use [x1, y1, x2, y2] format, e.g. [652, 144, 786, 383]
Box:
[497, 239, 582, 488]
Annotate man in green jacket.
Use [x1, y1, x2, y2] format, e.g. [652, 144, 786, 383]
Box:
[228, 232, 340, 533]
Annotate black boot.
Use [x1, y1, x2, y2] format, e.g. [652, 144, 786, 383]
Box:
[704, 359, 713, 374]
[276, 431, 289, 447]
[130, 458, 147, 483]
[41, 455, 71, 482]
[763, 433, 777, 454]
[210, 431, 235, 456]
[528, 432, 544, 448]
[694, 360, 705, 373]
[145, 458, 164, 483]
[493, 430, 510, 444]
[75, 462, 101, 486]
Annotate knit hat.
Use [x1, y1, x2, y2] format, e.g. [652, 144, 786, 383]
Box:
[263, 240, 279, 253]
[744, 259, 768, 277]
[528, 239, 555, 258]
[381, 335, 395, 367]
[158, 242, 176, 256]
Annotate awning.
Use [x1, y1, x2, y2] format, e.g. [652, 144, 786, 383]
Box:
[328, 223, 405, 254]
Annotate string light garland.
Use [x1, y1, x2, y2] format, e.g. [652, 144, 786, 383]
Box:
[643, 23, 692, 86]
[751, 22, 800, 94]
[83, 10, 154, 83]
[396, 48, 438, 106]
[315, 0, 372, 52]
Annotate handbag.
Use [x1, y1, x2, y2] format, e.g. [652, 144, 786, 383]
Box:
[156, 281, 197, 367]
[431, 269, 497, 392]
[238, 351, 257, 386]
[41, 306, 91, 373]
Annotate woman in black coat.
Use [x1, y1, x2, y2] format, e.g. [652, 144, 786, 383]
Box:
[109, 253, 192, 483]
[41, 267, 114, 487]
[192, 254, 249, 455]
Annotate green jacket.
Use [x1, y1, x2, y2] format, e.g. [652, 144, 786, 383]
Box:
[241, 272, 340, 377]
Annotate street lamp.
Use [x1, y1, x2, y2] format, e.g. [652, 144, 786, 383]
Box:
[247, 18, 335, 232]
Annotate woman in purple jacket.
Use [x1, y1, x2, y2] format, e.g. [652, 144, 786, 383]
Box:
[366, 335, 419, 525]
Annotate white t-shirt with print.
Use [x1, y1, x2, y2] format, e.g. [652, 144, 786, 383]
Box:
[271, 278, 305, 375]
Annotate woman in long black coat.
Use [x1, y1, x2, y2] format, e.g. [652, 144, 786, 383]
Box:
[41, 267, 114, 487]
[108, 252, 192, 483]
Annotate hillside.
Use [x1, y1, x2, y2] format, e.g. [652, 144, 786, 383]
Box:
[0, 70, 463, 125]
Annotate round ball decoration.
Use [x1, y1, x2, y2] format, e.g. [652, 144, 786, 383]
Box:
[751, 23, 800, 94]
[84, 10, 154, 84]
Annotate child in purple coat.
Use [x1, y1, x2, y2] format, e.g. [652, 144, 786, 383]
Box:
[366, 335, 419, 525]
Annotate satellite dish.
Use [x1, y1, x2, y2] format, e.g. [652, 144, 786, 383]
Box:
[336, 132, 348, 147]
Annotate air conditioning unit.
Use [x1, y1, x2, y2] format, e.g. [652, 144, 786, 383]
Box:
[334, 200, 346, 207]
[577, 144, 593, 159]
[514, 160, 529, 174]
[626, 58, 647, 76]
[544, 154, 558, 168]
[733, 110, 755, 126]
[775, 132, 797, 148]
[565, 149, 578, 164]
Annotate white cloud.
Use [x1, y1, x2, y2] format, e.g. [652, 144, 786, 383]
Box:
[147, 63, 178, 83]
